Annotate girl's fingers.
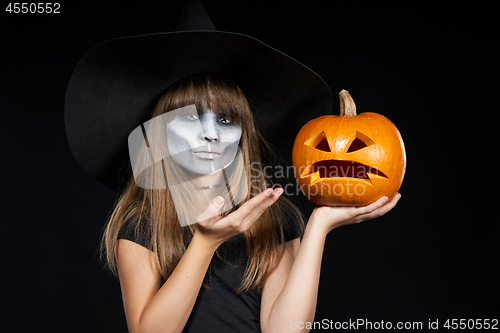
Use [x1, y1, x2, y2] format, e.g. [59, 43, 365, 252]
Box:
[358, 196, 389, 215]
[227, 188, 282, 227]
[357, 193, 401, 222]
[196, 188, 283, 235]
[196, 196, 225, 226]
[240, 188, 283, 228]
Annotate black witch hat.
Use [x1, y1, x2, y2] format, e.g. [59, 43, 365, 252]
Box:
[64, 0, 333, 192]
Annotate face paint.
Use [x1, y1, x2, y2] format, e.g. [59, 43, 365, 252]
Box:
[166, 107, 242, 175]
[129, 103, 247, 226]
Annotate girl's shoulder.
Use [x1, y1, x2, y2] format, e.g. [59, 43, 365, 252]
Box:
[118, 216, 150, 249]
[281, 208, 304, 242]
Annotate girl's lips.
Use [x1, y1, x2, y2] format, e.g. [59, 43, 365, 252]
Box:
[193, 151, 222, 159]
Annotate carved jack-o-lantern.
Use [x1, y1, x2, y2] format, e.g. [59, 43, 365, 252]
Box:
[292, 90, 406, 206]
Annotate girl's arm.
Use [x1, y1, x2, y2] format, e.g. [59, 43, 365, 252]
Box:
[261, 194, 401, 333]
[117, 233, 218, 333]
[117, 188, 284, 333]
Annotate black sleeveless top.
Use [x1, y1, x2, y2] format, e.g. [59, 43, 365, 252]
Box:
[118, 215, 303, 333]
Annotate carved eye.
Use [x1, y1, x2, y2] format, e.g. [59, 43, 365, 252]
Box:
[304, 131, 331, 152]
[346, 131, 374, 153]
[315, 137, 331, 152]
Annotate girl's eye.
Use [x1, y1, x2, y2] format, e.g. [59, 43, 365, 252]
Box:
[186, 114, 199, 121]
[219, 115, 232, 124]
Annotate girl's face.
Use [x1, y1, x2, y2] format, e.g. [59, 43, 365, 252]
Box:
[166, 106, 242, 176]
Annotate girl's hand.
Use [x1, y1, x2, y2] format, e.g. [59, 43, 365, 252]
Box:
[194, 188, 284, 248]
[309, 193, 401, 235]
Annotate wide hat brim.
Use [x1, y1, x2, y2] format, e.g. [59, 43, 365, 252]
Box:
[65, 30, 333, 192]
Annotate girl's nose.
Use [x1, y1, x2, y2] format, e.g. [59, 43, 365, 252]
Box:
[200, 115, 218, 142]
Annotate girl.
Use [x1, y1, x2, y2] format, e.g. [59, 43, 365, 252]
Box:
[100, 74, 401, 333]
[64, 2, 401, 332]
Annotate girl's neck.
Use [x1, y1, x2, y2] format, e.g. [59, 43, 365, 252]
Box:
[192, 170, 224, 189]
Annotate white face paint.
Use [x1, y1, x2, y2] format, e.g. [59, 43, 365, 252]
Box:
[166, 106, 242, 176]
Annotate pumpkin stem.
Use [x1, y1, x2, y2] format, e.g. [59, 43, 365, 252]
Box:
[339, 90, 357, 117]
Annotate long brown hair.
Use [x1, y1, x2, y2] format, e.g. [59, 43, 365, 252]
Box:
[101, 74, 303, 293]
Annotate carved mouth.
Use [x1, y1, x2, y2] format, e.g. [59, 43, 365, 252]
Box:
[300, 160, 388, 184]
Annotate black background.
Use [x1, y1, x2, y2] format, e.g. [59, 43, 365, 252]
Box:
[2, 1, 499, 332]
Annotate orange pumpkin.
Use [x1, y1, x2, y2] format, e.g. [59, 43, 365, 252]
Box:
[292, 90, 406, 206]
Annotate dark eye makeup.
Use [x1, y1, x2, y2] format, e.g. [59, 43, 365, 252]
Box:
[180, 112, 237, 125]
[218, 114, 233, 124]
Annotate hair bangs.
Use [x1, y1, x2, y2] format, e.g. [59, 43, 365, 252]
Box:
[204, 76, 250, 124]
[161, 75, 250, 125]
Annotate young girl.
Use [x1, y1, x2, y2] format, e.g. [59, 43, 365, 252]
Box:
[63, 2, 401, 331]
[100, 74, 401, 333]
